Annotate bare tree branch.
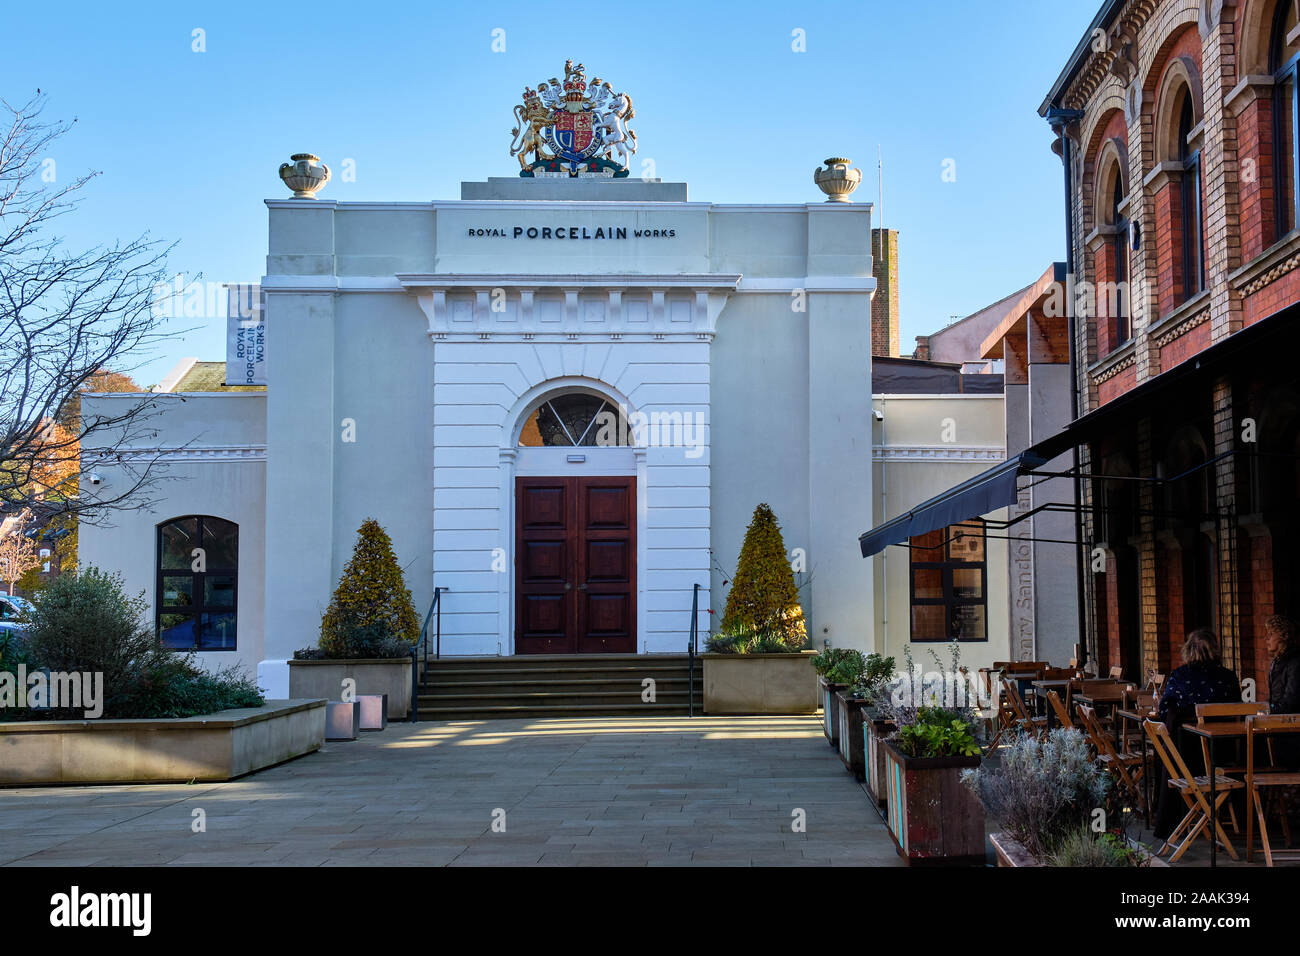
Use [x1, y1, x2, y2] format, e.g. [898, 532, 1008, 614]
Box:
[0, 92, 184, 523]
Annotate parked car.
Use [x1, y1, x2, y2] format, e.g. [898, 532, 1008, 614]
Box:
[0, 594, 34, 635]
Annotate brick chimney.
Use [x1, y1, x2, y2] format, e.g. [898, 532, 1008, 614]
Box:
[871, 228, 899, 358]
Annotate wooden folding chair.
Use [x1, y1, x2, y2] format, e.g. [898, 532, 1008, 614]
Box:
[1245, 714, 1300, 866]
[1144, 719, 1243, 863]
[1119, 688, 1156, 757]
[1196, 701, 1270, 789]
[986, 678, 1019, 751]
[1079, 704, 1143, 814]
[1001, 676, 1047, 739]
[1046, 690, 1074, 730]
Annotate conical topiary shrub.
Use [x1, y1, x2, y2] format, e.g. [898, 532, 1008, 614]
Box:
[720, 503, 807, 650]
[319, 518, 420, 657]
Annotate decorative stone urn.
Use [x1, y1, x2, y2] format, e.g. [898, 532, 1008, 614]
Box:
[814, 157, 861, 203]
[278, 153, 331, 198]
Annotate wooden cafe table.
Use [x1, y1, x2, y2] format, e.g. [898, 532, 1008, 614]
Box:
[1031, 679, 1073, 728]
[1073, 682, 1129, 730]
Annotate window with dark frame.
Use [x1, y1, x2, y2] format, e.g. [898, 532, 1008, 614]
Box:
[156, 516, 238, 651]
[1177, 93, 1205, 301]
[1272, 0, 1300, 241]
[909, 519, 987, 642]
[1112, 171, 1132, 348]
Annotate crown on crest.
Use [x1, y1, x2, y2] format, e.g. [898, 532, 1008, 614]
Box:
[563, 75, 587, 99]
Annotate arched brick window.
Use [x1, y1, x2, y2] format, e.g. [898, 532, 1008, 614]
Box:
[1177, 95, 1205, 299]
[1272, 0, 1300, 237]
[1110, 168, 1132, 347]
[1091, 131, 1130, 356]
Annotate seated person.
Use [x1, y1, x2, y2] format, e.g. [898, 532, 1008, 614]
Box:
[1152, 629, 1241, 840]
[1266, 614, 1300, 769]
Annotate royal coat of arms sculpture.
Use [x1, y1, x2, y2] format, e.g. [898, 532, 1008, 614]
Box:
[509, 60, 637, 178]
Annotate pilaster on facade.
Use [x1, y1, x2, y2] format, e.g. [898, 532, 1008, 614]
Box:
[1212, 375, 1240, 662]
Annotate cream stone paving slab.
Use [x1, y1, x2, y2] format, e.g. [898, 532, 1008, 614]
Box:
[0, 716, 901, 867]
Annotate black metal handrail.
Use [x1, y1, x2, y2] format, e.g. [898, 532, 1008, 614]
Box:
[688, 582, 700, 717]
[410, 586, 447, 722]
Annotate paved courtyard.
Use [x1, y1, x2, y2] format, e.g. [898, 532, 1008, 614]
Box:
[0, 716, 902, 866]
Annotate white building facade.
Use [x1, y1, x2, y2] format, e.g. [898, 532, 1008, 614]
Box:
[82, 174, 877, 695]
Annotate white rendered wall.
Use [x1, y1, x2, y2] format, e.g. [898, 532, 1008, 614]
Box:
[79, 393, 267, 679]
[870, 394, 1011, 673]
[256, 189, 876, 678]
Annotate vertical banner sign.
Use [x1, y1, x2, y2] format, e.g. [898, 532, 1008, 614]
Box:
[226, 284, 266, 386]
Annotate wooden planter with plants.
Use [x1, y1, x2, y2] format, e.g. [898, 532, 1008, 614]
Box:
[704, 503, 818, 715]
[819, 677, 848, 744]
[883, 740, 985, 864]
[835, 691, 870, 780]
[864, 716, 896, 807]
[989, 831, 1166, 868]
[292, 517, 423, 721]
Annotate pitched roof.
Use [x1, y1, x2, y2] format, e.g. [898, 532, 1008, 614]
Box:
[164, 361, 264, 393]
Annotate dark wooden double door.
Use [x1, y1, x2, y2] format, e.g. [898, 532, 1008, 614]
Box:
[515, 476, 636, 654]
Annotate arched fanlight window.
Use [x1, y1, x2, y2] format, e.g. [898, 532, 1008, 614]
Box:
[518, 392, 631, 447]
[1272, 0, 1300, 238]
[1177, 93, 1205, 299]
[156, 516, 238, 650]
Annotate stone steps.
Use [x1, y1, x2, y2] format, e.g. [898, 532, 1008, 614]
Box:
[414, 654, 703, 719]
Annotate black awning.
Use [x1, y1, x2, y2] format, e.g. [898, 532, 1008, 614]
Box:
[1027, 298, 1300, 462]
[859, 451, 1048, 557]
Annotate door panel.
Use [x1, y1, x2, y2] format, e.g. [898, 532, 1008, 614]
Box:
[575, 477, 636, 653]
[516, 479, 575, 654]
[515, 476, 636, 654]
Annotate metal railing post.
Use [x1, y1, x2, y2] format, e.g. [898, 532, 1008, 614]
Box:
[413, 586, 448, 723]
[689, 582, 700, 718]
[435, 586, 445, 659]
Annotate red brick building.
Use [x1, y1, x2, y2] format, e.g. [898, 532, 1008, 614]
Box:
[1040, 0, 1300, 690]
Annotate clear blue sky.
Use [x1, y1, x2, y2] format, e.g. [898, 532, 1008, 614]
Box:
[1, 0, 1100, 387]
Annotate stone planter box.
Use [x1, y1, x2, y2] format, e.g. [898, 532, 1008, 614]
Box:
[989, 831, 1167, 868]
[883, 740, 986, 865]
[835, 692, 870, 780]
[289, 658, 412, 720]
[864, 716, 896, 806]
[819, 677, 848, 746]
[702, 652, 818, 715]
[0, 699, 326, 786]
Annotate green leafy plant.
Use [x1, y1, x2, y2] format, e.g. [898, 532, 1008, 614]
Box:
[1045, 825, 1150, 867]
[870, 641, 983, 733]
[854, 652, 895, 697]
[826, 649, 866, 685]
[811, 647, 852, 677]
[895, 705, 980, 758]
[703, 623, 797, 655]
[718, 504, 806, 651]
[319, 518, 420, 658]
[962, 728, 1111, 859]
[10, 567, 264, 720]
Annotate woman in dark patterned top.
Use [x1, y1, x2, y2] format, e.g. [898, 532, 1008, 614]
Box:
[1152, 629, 1241, 839]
